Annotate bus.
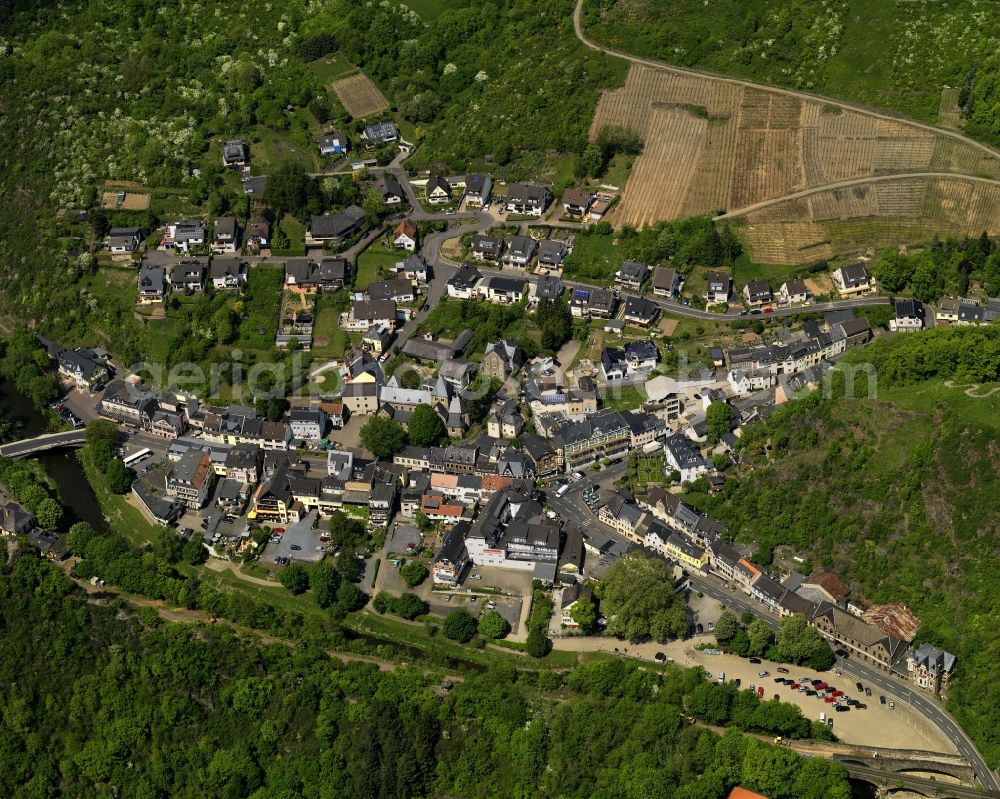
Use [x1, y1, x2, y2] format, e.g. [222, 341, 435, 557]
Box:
[122, 448, 153, 468]
[555, 484, 569, 497]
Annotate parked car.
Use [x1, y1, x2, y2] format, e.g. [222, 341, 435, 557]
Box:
[856, 703, 867, 709]
[749, 657, 762, 664]
[274, 527, 285, 533]
[734, 678, 741, 687]
[888, 701, 895, 709]
[758, 670, 770, 677]
[789, 683, 800, 690]
[824, 696, 837, 703]
[290, 545, 301, 551]
[835, 705, 849, 713]
[653, 652, 666, 664]
[470, 596, 477, 603]
[444, 595, 452, 602]
[827, 718, 834, 727]
[880, 695, 887, 705]
[776, 667, 789, 674]
[865, 687, 872, 697]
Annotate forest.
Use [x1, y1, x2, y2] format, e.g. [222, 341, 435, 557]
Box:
[683, 326, 1000, 767]
[0, 550, 852, 799]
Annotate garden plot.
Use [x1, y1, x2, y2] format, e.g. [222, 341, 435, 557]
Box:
[331, 72, 389, 119]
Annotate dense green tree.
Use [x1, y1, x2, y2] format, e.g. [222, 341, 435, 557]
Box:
[478, 610, 511, 639]
[278, 564, 310, 595]
[706, 401, 736, 441]
[399, 560, 428, 588]
[309, 563, 341, 609]
[360, 416, 408, 458]
[443, 609, 478, 642]
[569, 597, 598, 634]
[597, 554, 688, 642]
[526, 626, 550, 658]
[713, 609, 740, 644]
[746, 618, 772, 658]
[392, 591, 427, 620]
[103, 458, 132, 494]
[34, 497, 63, 530]
[407, 404, 446, 447]
[328, 511, 367, 548]
[183, 536, 208, 566]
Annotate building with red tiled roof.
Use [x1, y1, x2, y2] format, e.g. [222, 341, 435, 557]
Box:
[728, 788, 769, 799]
[800, 571, 850, 605]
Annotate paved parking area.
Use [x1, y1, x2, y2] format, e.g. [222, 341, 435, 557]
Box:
[460, 564, 535, 597]
[687, 588, 725, 633]
[386, 523, 421, 555]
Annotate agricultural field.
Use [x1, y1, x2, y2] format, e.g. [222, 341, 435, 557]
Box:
[590, 63, 1000, 262]
[331, 72, 390, 119]
[99, 191, 150, 210]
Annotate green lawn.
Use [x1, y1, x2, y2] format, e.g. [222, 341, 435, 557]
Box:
[79, 447, 161, 547]
[273, 214, 307, 256]
[355, 241, 401, 288]
[601, 383, 646, 411]
[308, 55, 358, 84]
[250, 126, 319, 174]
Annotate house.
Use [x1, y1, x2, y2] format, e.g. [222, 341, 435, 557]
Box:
[482, 339, 525, 380]
[749, 573, 786, 613]
[663, 434, 709, 483]
[811, 601, 907, 672]
[706, 271, 730, 304]
[831, 262, 872, 296]
[433, 522, 470, 584]
[369, 482, 397, 525]
[0, 502, 36, 535]
[569, 287, 617, 319]
[504, 235, 537, 268]
[907, 644, 956, 695]
[98, 379, 159, 428]
[440, 360, 477, 391]
[464, 174, 492, 207]
[535, 274, 564, 303]
[289, 408, 327, 441]
[27, 530, 69, 561]
[560, 583, 594, 628]
[362, 121, 399, 145]
[538, 239, 568, 268]
[307, 205, 365, 244]
[323, 402, 345, 431]
[342, 382, 379, 416]
[347, 299, 397, 331]
[935, 296, 960, 324]
[890, 298, 924, 332]
[589, 196, 612, 221]
[222, 139, 249, 169]
[109, 226, 142, 254]
[832, 317, 872, 348]
[169, 261, 205, 293]
[397, 254, 429, 284]
[779, 279, 809, 305]
[562, 188, 593, 217]
[487, 398, 523, 439]
[424, 174, 452, 204]
[743, 279, 772, 307]
[505, 182, 552, 217]
[316, 257, 350, 289]
[664, 532, 709, 570]
[162, 221, 206, 253]
[318, 131, 348, 156]
[137, 265, 165, 303]
[652, 267, 680, 298]
[393, 218, 418, 251]
[479, 276, 527, 305]
[624, 340, 659, 372]
[552, 410, 632, 471]
[210, 257, 247, 290]
[615, 260, 649, 290]
[225, 443, 262, 484]
[707, 539, 742, 581]
[212, 217, 240, 254]
[245, 217, 270, 251]
[957, 300, 984, 325]
[375, 173, 404, 205]
[57, 348, 109, 390]
[522, 434, 562, 477]
[464, 490, 560, 571]
[165, 449, 216, 509]
[798, 571, 850, 606]
[363, 324, 394, 354]
[367, 277, 415, 303]
[470, 234, 504, 262]
[622, 296, 659, 328]
[600, 348, 627, 381]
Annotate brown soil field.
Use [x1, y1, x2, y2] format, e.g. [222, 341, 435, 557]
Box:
[101, 191, 151, 210]
[331, 72, 389, 119]
[590, 63, 1000, 262]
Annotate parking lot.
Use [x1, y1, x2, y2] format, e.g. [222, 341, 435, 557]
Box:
[386, 522, 422, 556]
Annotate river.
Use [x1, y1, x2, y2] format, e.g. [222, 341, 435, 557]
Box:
[0, 380, 107, 532]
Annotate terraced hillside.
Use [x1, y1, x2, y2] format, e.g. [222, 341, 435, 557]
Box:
[588, 64, 1000, 261]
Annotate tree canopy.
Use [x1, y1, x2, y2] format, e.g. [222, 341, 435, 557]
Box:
[597, 554, 688, 642]
[360, 416, 408, 459]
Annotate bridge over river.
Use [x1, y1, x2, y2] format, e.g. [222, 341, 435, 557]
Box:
[0, 430, 87, 459]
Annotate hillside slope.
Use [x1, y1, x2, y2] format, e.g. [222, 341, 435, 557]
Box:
[686, 331, 1000, 766]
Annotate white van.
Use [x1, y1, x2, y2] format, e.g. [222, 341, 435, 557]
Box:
[555, 484, 569, 497]
[819, 712, 826, 723]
